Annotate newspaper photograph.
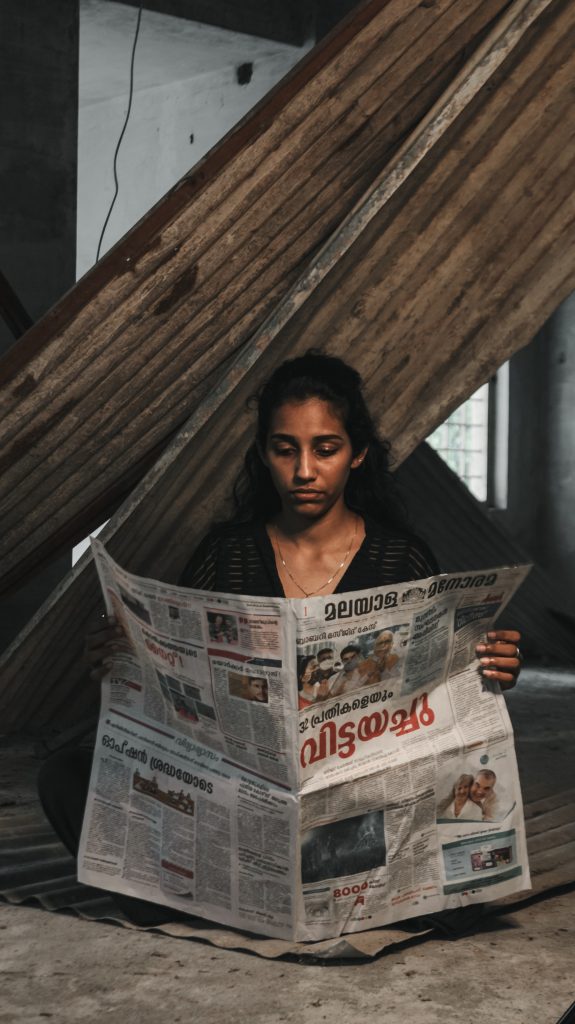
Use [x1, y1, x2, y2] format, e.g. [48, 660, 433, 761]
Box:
[78, 539, 531, 941]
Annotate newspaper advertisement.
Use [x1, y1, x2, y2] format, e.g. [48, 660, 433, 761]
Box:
[78, 539, 531, 940]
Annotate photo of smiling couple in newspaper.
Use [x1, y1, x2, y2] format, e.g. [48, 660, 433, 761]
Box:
[78, 539, 532, 941]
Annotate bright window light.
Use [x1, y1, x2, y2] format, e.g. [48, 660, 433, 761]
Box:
[427, 384, 490, 502]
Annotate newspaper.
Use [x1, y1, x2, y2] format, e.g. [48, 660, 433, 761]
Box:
[78, 538, 532, 941]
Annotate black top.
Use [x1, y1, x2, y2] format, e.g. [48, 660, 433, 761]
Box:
[180, 518, 439, 596]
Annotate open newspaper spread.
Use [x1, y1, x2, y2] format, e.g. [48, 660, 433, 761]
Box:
[78, 539, 532, 940]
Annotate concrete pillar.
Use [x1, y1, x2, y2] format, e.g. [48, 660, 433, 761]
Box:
[539, 291, 575, 601]
[490, 328, 548, 555]
[0, 0, 78, 649]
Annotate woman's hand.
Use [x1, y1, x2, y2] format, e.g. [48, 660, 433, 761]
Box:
[476, 630, 522, 691]
[85, 615, 126, 682]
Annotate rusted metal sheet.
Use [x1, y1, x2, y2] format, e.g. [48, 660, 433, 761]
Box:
[1, 0, 574, 732]
[0, 0, 520, 591]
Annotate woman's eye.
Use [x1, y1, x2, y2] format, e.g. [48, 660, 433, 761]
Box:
[316, 447, 338, 457]
[273, 447, 295, 457]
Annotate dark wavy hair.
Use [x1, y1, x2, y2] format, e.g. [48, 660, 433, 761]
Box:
[231, 350, 410, 530]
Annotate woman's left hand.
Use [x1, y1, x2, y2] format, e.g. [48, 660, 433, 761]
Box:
[476, 630, 522, 691]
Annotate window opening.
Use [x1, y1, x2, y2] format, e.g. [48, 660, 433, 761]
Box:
[427, 364, 509, 507]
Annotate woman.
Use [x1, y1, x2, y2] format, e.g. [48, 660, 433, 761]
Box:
[176, 352, 519, 688]
[177, 353, 438, 600]
[40, 351, 521, 927]
[86, 351, 521, 681]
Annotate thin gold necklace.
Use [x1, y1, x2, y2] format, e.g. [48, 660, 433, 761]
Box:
[273, 517, 358, 597]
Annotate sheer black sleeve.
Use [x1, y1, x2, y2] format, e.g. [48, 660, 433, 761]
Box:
[179, 532, 220, 590]
[177, 523, 278, 595]
[405, 536, 440, 580]
[178, 522, 439, 594]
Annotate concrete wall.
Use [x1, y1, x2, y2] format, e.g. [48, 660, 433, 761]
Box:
[487, 293, 575, 607]
[0, 0, 78, 651]
[0, 0, 78, 356]
[78, 8, 310, 277]
[491, 334, 548, 554]
[538, 293, 575, 598]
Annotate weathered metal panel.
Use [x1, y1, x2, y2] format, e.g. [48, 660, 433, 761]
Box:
[0, 0, 518, 591]
[1, 0, 574, 731]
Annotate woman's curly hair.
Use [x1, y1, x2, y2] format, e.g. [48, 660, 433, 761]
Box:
[230, 349, 410, 531]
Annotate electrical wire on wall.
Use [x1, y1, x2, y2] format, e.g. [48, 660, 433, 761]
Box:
[95, 1, 144, 262]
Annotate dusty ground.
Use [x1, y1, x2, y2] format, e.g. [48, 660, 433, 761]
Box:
[1, 891, 574, 1024]
[1, 669, 574, 1024]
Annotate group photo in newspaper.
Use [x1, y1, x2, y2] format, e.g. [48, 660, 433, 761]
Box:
[78, 539, 531, 941]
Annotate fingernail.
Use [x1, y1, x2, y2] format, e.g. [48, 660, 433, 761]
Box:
[476, 644, 486, 653]
[480, 657, 490, 665]
[487, 632, 497, 639]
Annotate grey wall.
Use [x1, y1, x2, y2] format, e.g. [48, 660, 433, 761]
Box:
[77, 4, 309, 277]
[0, 0, 78, 649]
[490, 329, 547, 554]
[0, 0, 79, 355]
[487, 292, 575, 606]
[538, 293, 575, 598]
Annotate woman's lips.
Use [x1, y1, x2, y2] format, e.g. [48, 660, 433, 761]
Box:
[290, 489, 323, 499]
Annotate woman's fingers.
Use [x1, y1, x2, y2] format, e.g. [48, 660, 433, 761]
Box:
[476, 629, 522, 691]
[85, 618, 119, 644]
[477, 642, 518, 658]
[85, 630, 120, 654]
[85, 632, 123, 662]
[479, 661, 520, 690]
[487, 630, 521, 643]
[85, 615, 126, 680]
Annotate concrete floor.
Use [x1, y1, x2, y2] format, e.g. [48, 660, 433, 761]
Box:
[1, 668, 574, 1024]
[0, 890, 574, 1024]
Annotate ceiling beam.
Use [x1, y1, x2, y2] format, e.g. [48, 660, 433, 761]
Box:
[118, 0, 311, 45]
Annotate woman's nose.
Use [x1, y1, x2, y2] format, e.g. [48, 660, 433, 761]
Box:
[294, 450, 316, 480]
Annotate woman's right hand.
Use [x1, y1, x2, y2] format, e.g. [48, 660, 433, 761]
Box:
[85, 615, 126, 682]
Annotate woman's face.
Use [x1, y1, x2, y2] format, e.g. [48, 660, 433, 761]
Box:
[262, 398, 365, 519]
[455, 779, 470, 799]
